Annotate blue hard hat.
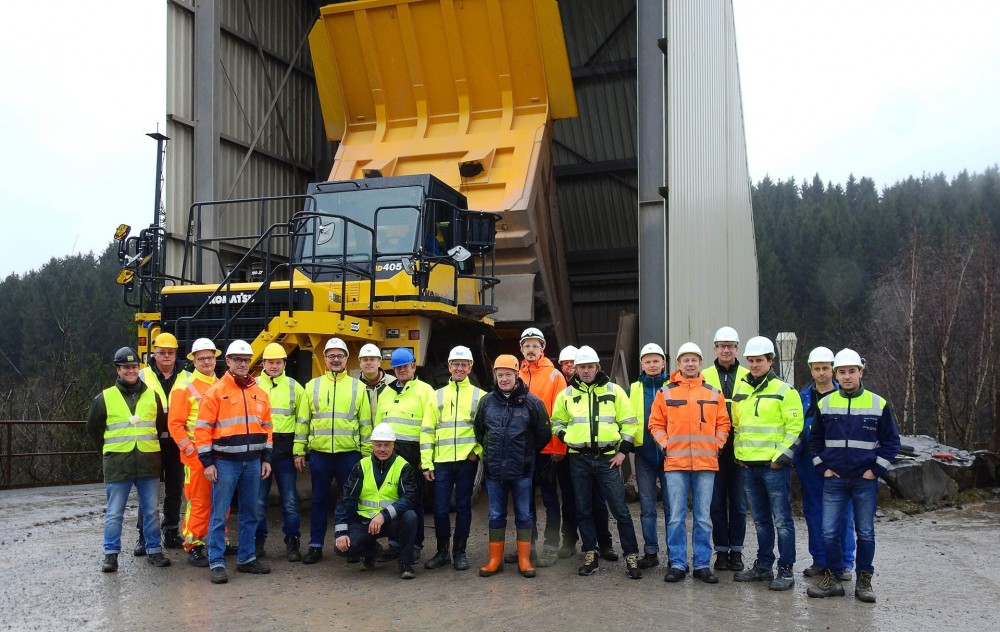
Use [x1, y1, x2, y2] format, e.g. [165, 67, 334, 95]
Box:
[390, 348, 416, 368]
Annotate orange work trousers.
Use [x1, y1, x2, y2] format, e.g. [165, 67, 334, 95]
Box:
[182, 455, 212, 552]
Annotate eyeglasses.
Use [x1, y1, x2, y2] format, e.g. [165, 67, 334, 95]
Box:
[194, 356, 216, 363]
[154, 350, 176, 357]
[715, 344, 737, 350]
[325, 353, 347, 360]
[229, 357, 251, 365]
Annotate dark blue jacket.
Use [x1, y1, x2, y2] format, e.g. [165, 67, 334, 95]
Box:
[635, 371, 668, 465]
[473, 378, 551, 481]
[808, 386, 901, 479]
[794, 380, 838, 465]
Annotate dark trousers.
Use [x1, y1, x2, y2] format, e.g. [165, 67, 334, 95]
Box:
[431, 459, 477, 547]
[710, 440, 746, 552]
[341, 510, 418, 566]
[137, 437, 183, 535]
[393, 441, 425, 550]
[555, 455, 613, 548]
[308, 450, 362, 548]
[569, 453, 639, 555]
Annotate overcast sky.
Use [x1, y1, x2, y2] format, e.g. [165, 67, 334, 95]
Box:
[1, 1, 998, 277]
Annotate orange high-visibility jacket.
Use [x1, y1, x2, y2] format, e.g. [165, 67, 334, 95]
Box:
[195, 371, 273, 467]
[168, 371, 217, 459]
[648, 370, 731, 471]
[519, 355, 567, 455]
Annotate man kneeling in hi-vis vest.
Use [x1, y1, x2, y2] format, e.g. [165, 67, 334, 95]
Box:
[334, 423, 421, 579]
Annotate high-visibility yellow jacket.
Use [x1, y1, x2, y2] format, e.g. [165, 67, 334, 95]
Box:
[550, 373, 638, 454]
[139, 364, 190, 437]
[376, 378, 436, 444]
[357, 455, 407, 519]
[702, 361, 749, 417]
[295, 370, 372, 456]
[731, 372, 803, 465]
[421, 377, 484, 467]
[259, 373, 304, 434]
[102, 387, 160, 454]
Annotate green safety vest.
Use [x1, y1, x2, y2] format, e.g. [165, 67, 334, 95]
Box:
[627, 382, 647, 448]
[376, 378, 436, 444]
[259, 373, 303, 434]
[357, 455, 406, 520]
[551, 378, 638, 454]
[102, 387, 160, 454]
[295, 371, 371, 456]
[702, 363, 750, 416]
[140, 365, 190, 414]
[731, 374, 803, 463]
[421, 378, 484, 466]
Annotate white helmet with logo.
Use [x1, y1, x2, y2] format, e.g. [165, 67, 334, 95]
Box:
[833, 348, 865, 369]
[187, 338, 221, 361]
[640, 342, 666, 360]
[675, 342, 703, 360]
[448, 346, 474, 363]
[713, 327, 740, 344]
[807, 346, 835, 365]
[324, 337, 350, 357]
[743, 336, 775, 357]
[225, 339, 253, 356]
[358, 343, 381, 359]
[370, 422, 397, 442]
[520, 327, 545, 343]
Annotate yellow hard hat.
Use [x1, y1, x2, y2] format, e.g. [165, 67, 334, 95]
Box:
[152, 332, 179, 349]
[262, 343, 288, 360]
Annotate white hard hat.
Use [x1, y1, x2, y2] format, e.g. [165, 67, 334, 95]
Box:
[358, 343, 381, 359]
[743, 336, 775, 357]
[639, 342, 666, 359]
[575, 345, 600, 364]
[520, 327, 545, 343]
[713, 326, 740, 344]
[807, 346, 836, 364]
[225, 339, 253, 357]
[324, 337, 350, 357]
[833, 348, 865, 369]
[675, 342, 703, 360]
[558, 345, 578, 363]
[187, 338, 221, 361]
[448, 346, 474, 363]
[370, 422, 396, 442]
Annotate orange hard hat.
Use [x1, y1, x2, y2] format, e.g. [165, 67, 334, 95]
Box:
[493, 354, 519, 372]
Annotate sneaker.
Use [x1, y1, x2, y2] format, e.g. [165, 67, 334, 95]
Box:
[663, 566, 686, 582]
[727, 551, 745, 572]
[855, 571, 876, 603]
[802, 563, 824, 577]
[302, 547, 323, 564]
[734, 563, 773, 582]
[378, 544, 400, 562]
[807, 569, 846, 598]
[133, 537, 146, 557]
[839, 568, 854, 582]
[102, 553, 118, 573]
[361, 557, 376, 571]
[147, 552, 171, 567]
[285, 537, 302, 563]
[223, 542, 238, 557]
[255, 537, 267, 559]
[424, 550, 451, 569]
[769, 566, 794, 591]
[578, 550, 599, 576]
[625, 553, 642, 580]
[210, 567, 228, 584]
[637, 553, 659, 570]
[163, 529, 184, 550]
[693, 568, 719, 584]
[452, 552, 470, 571]
[557, 540, 577, 559]
[599, 546, 619, 562]
[536, 547, 558, 568]
[400, 563, 416, 580]
[187, 546, 209, 568]
[714, 552, 729, 570]
[236, 559, 271, 574]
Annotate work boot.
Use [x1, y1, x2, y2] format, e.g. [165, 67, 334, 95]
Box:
[517, 539, 537, 578]
[133, 536, 146, 557]
[803, 562, 824, 577]
[557, 539, 577, 559]
[624, 553, 642, 580]
[839, 568, 854, 582]
[807, 569, 846, 598]
[424, 546, 452, 570]
[347, 555, 361, 563]
[224, 542, 238, 557]
[479, 531, 506, 577]
[187, 546, 209, 567]
[714, 551, 729, 570]
[578, 550, 599, 576]
[361, 556, 376, 571]
[237, 559, 271, 574]
[210, 567, 229, 584]
[378, 543, 400, 562]
[734, 562, 773, 582]
[855, 571, 877, 603]
[163, 529, 183, 550]
[302, 547, 323, 564]
[399, 563, 416, 580]
[536, 546, 558, 568]
[255, 536, 267, 559]
[101, 553, 119, 573]
[769, 566, 794, 591]
[147, 552, 171, 567]
[285, 536, 302, 562]
[637, 553, 659, 569]
[693, 568, 719, 584]
[452, 538, 470, 571]
[599, 545, 619, 562]
[727, 550, 744, 571]
[663, 566, 686, 582]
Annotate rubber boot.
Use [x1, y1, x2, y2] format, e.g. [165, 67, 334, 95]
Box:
[479, 529, 505, 577]
[516, 529, 536, 578]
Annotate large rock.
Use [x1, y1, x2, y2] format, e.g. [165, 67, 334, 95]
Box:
[884, 435, 972, 502]
[973, 450, 1000, 487]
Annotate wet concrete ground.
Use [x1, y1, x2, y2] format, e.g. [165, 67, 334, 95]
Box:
[1, 484, 997, 631]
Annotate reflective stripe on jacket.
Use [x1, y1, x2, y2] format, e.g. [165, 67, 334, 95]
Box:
[357, 455, 407, 519]
[102, 387, 160, 454]
[550, 373, 638, 454]
[731, 372, 803, 464]
[421, 377, 484, 467]
[376, 378, 436, 444]
[194, 371, 273, 466]
[167, 371, 216, 451]
[295, 371, 371, 456]
[647, 370, 730, 471]
[809, 387, 901, 479]
[259, 373, 304, 435]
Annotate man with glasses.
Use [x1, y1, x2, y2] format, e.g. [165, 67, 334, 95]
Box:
[295, 338, 372, 565]
[134, 332, 190, 555]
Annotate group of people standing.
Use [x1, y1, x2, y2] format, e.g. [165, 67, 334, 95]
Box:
[87, 324, 899, 603]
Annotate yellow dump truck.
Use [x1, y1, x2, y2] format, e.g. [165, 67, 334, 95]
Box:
[116, 0, 577, 384]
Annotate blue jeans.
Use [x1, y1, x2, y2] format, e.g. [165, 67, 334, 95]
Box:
[635, 454, 668, 555]
[256, 456, 301, 540]
[665, 470, 715, 570]
[797, 456, 855, 568]
[569, 454, 639, 555]
[432, 459, 478, 547]
[711, 442, 746, 552]
[823, 477, 878, 574]
[208, 459, 262, 568]
[105, 476, 161, 554]
[308, 450, 361, 548]
[743, 465, 796, 569]
[487, 477, 534, 530]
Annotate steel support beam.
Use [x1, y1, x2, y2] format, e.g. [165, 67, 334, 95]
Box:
[193, 0, 220, 283]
